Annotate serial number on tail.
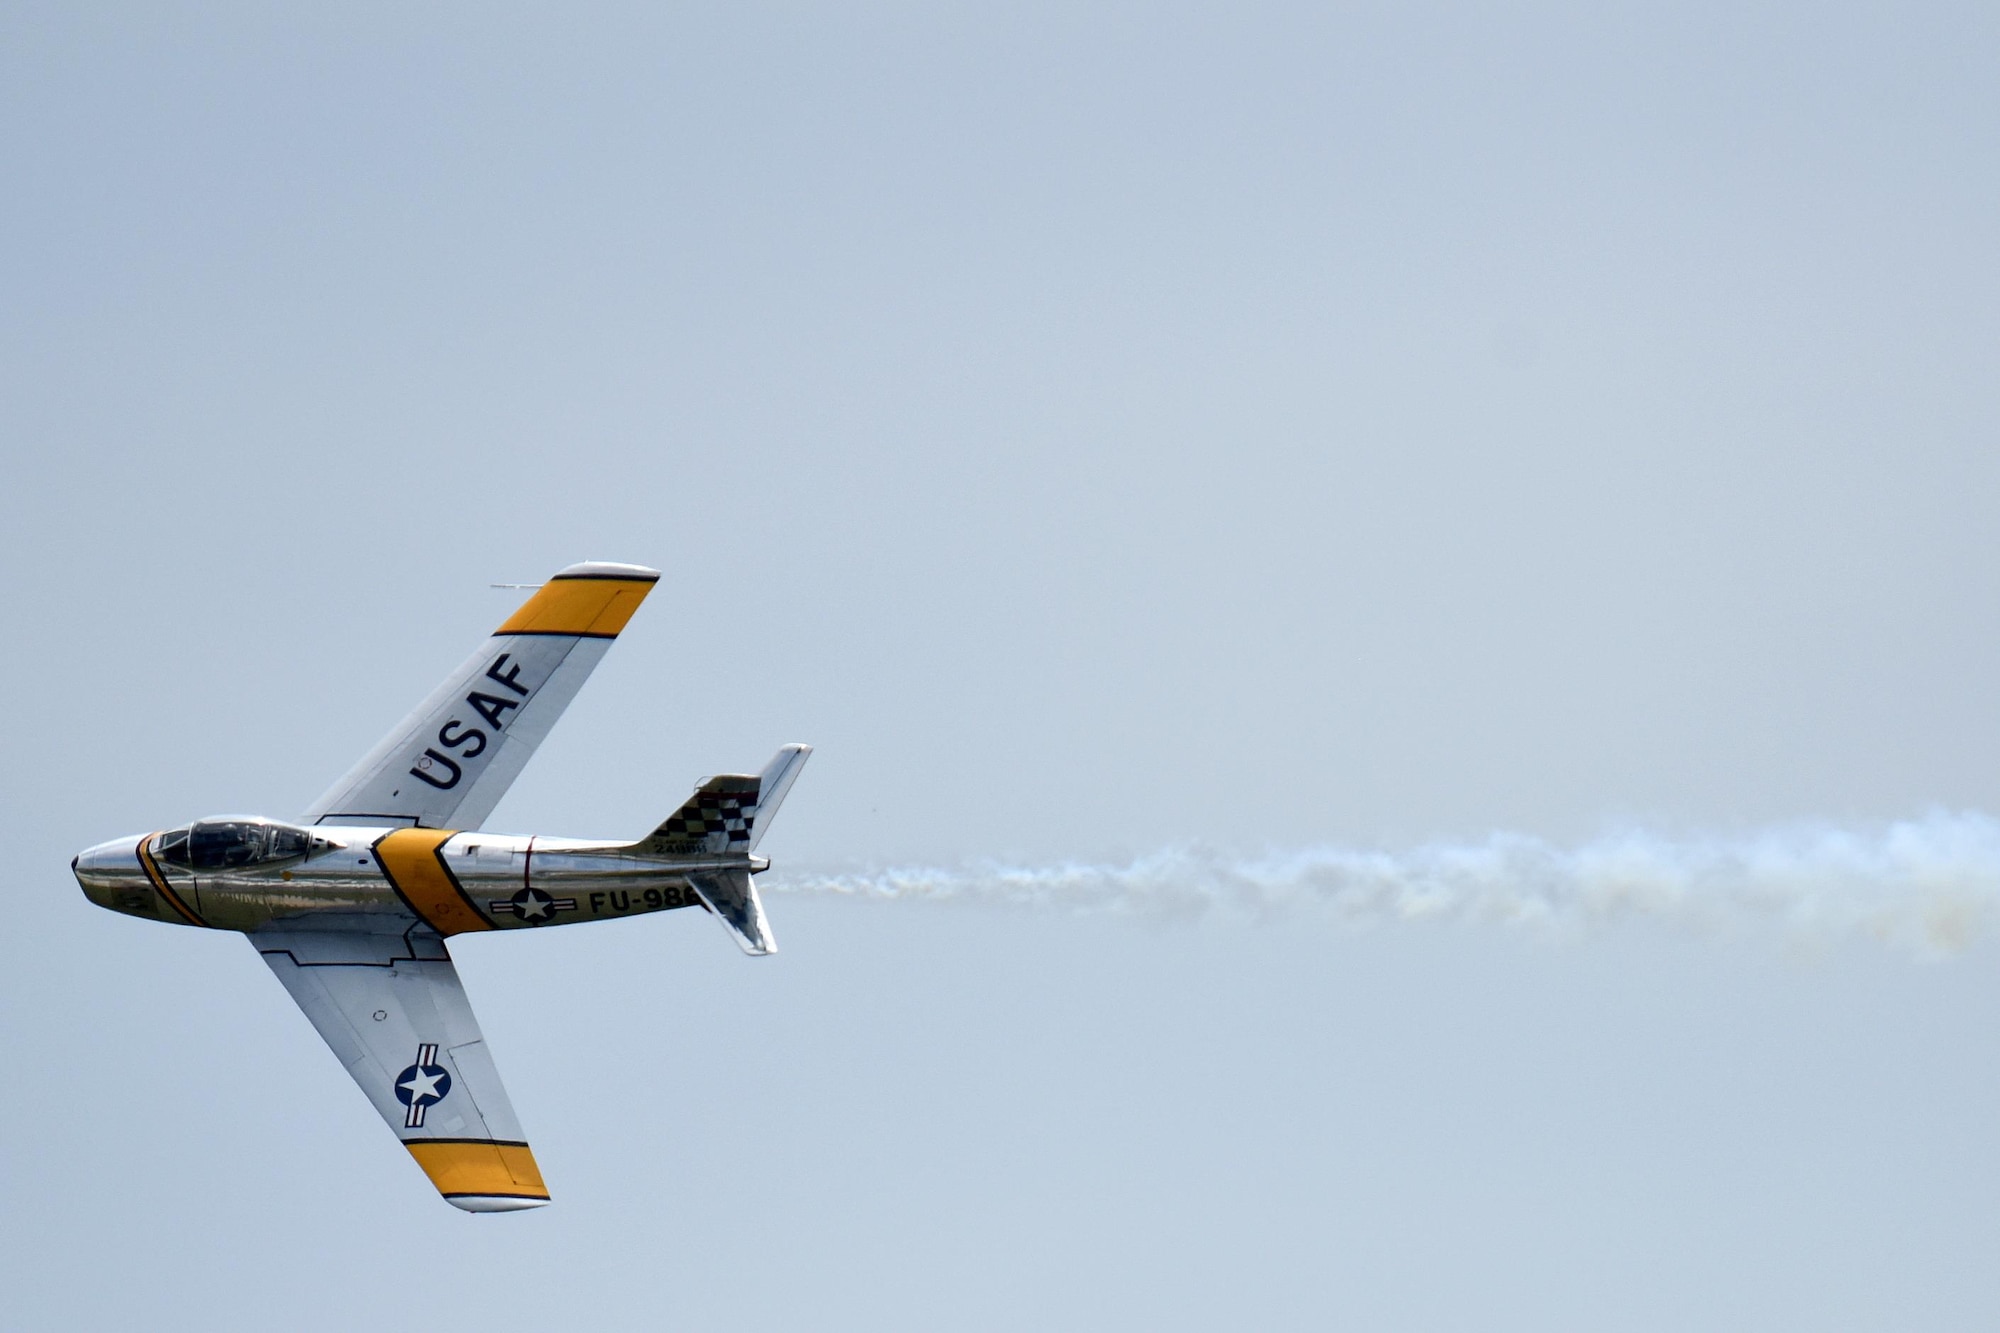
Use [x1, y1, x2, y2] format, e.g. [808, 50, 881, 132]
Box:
[584, 886, 700, 916]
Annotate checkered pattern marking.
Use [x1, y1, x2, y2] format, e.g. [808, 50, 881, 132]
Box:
[651, 776, 761, 854]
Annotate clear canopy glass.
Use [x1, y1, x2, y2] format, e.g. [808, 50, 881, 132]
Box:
[157, 818, 313, 870]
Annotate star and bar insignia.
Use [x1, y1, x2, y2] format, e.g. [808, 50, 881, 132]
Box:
[487, 886, 577, 924]
[394, 1044, 453, 1128]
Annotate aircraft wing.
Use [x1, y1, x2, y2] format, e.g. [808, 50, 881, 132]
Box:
[253, 926, 550, 1211]
[301, 561, 659, 831]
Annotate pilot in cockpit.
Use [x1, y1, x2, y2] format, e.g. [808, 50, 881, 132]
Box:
[155, 818, 314, 870]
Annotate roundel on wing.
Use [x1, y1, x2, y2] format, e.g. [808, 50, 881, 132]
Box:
[394, 1043, 453, 1127]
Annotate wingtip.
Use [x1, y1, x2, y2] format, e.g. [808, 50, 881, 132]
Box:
[445, 1193, 552, 1213]
[551, 560, 660, 582]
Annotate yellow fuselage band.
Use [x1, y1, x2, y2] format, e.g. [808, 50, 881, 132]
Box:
[374, 828, 489, 935]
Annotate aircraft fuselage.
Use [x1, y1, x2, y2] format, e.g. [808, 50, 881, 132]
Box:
[73, 823, 761, 936]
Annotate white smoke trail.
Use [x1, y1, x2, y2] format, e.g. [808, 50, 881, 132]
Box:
[775, 811, 2000, 956]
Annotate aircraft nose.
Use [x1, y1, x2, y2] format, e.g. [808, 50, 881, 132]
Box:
[74, 835, 142, 882]
[73, 834, 148, 910]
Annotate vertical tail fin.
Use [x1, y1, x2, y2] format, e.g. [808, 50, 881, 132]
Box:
[748, 743, 811, 851]
[632, 744, 813, 858]
[631, 744, 812, 956]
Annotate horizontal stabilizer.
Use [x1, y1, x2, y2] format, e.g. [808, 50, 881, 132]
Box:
[629, 745, 808, 956]
[688, 866, 777, 955]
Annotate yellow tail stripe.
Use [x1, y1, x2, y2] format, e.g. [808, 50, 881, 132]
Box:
[374, 829, 490, 935]
[493, 574, 656, 638]
[136, 833, 206, 927]
[405, 1140, 550, 1200]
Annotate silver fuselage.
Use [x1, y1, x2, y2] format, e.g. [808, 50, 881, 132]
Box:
[72, 825, 754, 935]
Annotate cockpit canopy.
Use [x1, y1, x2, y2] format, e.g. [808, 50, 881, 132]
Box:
[156, 818, 314, 871]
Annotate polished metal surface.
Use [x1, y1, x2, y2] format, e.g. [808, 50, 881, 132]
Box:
[72, 835, 160, 921]
[67, 558, 809, 1211]
[73, 826, 754, 934]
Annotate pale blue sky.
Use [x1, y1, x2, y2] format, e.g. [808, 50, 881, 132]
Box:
[5, 5, 2000, 1329]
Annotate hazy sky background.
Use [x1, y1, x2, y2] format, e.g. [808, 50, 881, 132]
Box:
[6, 4, 2000, 1329]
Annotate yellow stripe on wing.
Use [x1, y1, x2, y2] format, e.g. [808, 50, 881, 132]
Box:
[374, 829, 490, 935]
[494, 573, 657, 638]
[405, 1139, 550, 1201]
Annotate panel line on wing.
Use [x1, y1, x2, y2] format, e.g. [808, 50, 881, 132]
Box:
[495, 629, 619, 638]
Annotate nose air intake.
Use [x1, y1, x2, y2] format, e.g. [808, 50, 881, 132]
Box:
[72, 835, 141, 894]
[74, 834, 195, 925]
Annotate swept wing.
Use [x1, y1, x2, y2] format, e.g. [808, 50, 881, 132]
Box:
[301, 561, 659, 830]
[254, 926, 549, 1211]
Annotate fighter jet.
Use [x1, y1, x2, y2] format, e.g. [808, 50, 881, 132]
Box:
[72, 562, 809, 1212]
